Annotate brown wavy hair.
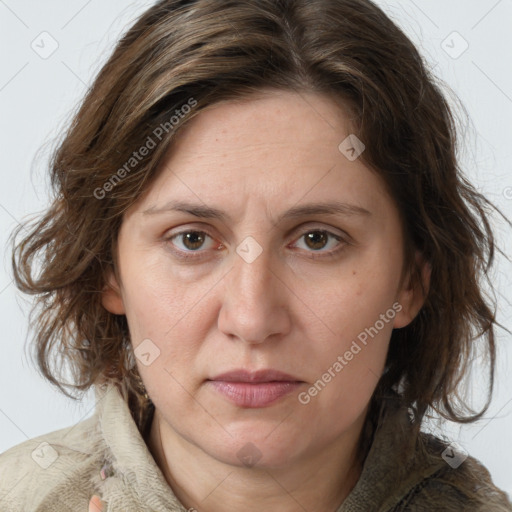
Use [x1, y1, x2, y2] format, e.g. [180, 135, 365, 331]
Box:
[9, 0, 508, 454]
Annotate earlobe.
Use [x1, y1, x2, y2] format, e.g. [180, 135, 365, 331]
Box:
[393, 251, 431, 329]
[101, 270, 126, 315]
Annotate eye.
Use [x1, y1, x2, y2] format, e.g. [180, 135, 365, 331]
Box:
[165, 230, 222, 259]
[290, 229, 347, 258]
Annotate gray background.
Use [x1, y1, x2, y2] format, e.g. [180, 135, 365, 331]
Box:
[1, 0, 511, 497]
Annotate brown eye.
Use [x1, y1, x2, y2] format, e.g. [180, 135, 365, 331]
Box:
[304, 231, 330, 250]
[166, 230, 218, 256]
[180, 231, 207, 251]
[291, 229, 348, 260]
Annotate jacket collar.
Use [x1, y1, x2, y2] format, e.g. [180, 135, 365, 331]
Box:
[93, 383, 187, 510]
[338, 393, 446, 511]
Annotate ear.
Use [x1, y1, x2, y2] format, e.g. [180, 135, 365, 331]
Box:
[393, 250, 431, 329]
[101, 268, 126, 315]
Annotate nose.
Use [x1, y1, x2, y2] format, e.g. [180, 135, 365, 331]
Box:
[217, 241, 292, 345]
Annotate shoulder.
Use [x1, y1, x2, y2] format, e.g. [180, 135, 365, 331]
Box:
[366, 393, 512, 511]
[0, 414, 102, 511]
[397, 432, 512, 512]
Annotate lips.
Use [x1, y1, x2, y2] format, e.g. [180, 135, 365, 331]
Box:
[210, 369, 301, 383]
[207, 369, 304, 408]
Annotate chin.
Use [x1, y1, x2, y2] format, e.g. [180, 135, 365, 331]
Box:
[199, 425, 305, 470]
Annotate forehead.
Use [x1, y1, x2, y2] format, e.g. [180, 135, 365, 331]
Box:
[127, 90, 395, 226]
[169, 89, 355, 160]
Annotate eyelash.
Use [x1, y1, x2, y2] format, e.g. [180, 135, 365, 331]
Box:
[163, 227, 349, 261]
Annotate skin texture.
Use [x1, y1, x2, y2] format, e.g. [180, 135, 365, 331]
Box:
[101, 90, 429, 512]
[88, 495, 103, 511]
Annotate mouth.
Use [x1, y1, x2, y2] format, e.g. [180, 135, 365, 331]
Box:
[207, 369, 304, 408]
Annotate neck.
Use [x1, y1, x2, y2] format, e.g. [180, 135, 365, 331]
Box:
[147, 410, 366, 512]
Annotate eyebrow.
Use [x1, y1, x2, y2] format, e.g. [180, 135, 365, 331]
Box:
[142, 200, 371, 223]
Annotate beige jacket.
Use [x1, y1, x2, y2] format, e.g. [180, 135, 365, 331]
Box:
[0, 383, 510, 511]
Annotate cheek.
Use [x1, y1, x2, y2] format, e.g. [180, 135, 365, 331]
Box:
[300, 279, 396, 422]
[299, 245, 402, 393]
[118, 263, 208, 382]
[311, 261, 400, 343]
[120, 251, 197, 330]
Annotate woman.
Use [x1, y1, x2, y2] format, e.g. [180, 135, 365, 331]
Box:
[1, 0, 511, 510]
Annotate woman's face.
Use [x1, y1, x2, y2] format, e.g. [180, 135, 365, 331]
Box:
[103, 90, 424, 469]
